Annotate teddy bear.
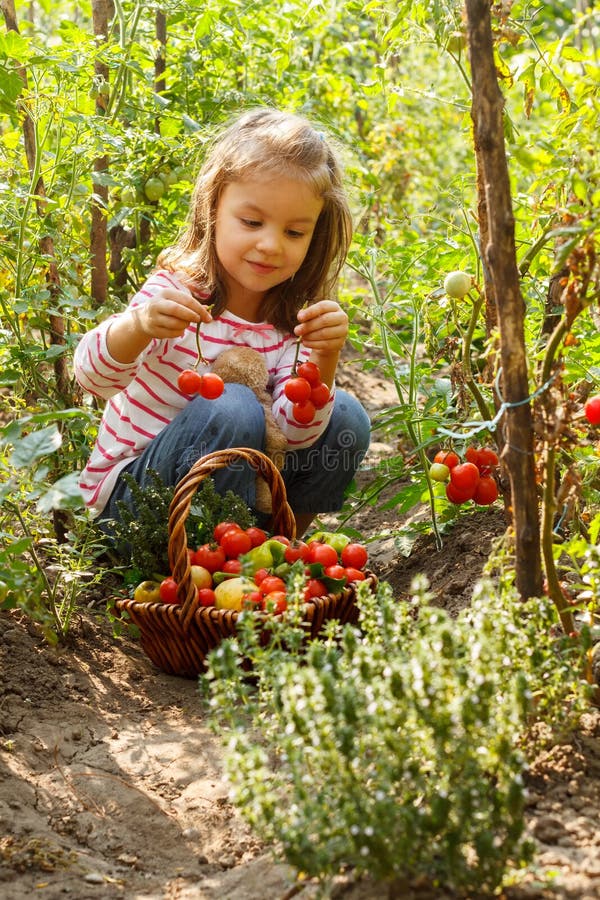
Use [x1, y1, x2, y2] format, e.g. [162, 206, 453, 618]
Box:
[210, 347, 288, 514]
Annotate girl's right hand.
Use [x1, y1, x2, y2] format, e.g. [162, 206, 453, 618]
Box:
[134, 286, 213, 340]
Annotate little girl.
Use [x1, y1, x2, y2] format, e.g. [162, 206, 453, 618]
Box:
[74, 107, 370, 537]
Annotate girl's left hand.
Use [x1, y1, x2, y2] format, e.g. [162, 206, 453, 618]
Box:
[294, 300, 348, 354]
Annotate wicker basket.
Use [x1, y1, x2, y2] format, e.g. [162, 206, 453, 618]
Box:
[114, 448, 376, 678]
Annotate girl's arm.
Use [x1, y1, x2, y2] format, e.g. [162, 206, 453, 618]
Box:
[107, 285, 212, 363]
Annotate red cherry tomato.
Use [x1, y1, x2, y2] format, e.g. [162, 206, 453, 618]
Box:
[310, 382, 331, 409]
[222, 558, 243, 574]
[284, 540, 311, 564]
[159, 577, 180, 604]
[324, 564, 347, 581]
[253, 568, 270, 586]
[464, 446, 482, 467]
[308, 542, 339, 568]
[433, 449, 460, 469]
[296, 360, 321, 386]
[284, 376, 312, 404]
[178, 369, 203, 395]
[245, 526, 268, 547]
[344, 567, 366, 583]
[584, 395, 600, 425]
[449, 462, 480, 498]
[197, 588, 216, 607]
[200, 372, 225, 399]
[477, 447, 499, 474]
[259, 575, 287, 595]
[473, 475, 499, 505]
[213, 520, 241, 543]
[303, 578, 327, 600]
[243, 590, 264, 609]
[192, 543, 226, 573]
[263, 591, 288, 614]
[220, 527, 252, 558]
[341, 542, 368, 570]
[292, 400, 316, 424]
[445, 482, 472, 504]
[270, 535, 290, 546]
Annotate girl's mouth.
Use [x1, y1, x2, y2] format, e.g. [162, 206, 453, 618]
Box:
[247, 260, 278, 275]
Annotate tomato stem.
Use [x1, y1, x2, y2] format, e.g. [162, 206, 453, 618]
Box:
[195, 319, 208, 368]
[291, 338, 302, 375]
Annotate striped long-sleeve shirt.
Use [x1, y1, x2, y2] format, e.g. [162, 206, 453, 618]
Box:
[74, 270, 335, 516]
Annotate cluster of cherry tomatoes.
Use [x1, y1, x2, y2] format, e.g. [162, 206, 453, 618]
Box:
[142, 520, 369, 614]
[284, 360, 331, 425]
[177, 368, 225, 400]
[429, 446, 500, 506]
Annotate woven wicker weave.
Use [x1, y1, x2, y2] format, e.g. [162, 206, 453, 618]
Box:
[115, 448, 375, 678]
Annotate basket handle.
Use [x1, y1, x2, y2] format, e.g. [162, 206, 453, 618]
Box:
[167, 448, 296, 628]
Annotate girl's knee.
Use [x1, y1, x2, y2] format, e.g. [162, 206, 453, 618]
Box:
[330, 390, 371, 452]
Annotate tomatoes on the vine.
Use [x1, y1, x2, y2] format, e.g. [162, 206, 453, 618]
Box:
[178, 369, 203, 395]
[310, 382, 331, 409]
[433, 449, 460, 469]
[292, 400, 316, 424]
[284, 376, 312, 403]
[473, 476, 499, 505]
[200, 372, 225, 399]
[296, 360, 321, 386]
[449, 462, 480, 498]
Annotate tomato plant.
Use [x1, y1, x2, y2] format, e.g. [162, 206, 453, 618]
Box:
[449, 462, 480, 498]
[433, 450, 460, 469]
[473, 476, 499, 505]
[584, 395, 600, 425]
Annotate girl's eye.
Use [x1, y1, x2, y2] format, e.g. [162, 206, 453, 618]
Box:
[287, 230, 305, 238]
[241, 218, 261, 228]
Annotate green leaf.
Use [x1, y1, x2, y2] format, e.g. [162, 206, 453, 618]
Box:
[36, 473, 85, 513]
[10, 425, 62, 468]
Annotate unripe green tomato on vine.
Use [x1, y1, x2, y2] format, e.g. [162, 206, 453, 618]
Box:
[429, 462, 450, 482]
[443, 270, 472, 299]
[144, 177, 165, 202]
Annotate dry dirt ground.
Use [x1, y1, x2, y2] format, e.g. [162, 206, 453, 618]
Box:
[2, 356, 600, 900]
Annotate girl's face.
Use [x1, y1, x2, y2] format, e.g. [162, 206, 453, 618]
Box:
[214, 175, 323, 319]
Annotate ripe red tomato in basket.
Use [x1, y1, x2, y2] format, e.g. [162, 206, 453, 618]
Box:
[259, 575, 287, 595]
[213, 520, 241, 543]
[344, 567, 366, 583]
[341, 542, 368, 570]
[245, 526, 268, 547]
[263, 591, 288, 614]
[304, 578, 327, 600]
[220, 527, 252, 558]
[197, 588, 216, 607]
[159, 577, 180, 604]
[192, 543, 226, 573]
[284, 540, 311, 564]
[308, 542, 339, 568]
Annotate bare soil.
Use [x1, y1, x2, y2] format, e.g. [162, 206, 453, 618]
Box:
[2, 354, 599, 900]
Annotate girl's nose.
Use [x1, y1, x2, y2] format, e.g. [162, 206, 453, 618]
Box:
[256, 228, 281, 254]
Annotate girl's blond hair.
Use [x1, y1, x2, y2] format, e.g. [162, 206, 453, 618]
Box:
[156, 108, 352, 332]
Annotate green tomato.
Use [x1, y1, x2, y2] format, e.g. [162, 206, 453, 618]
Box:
[0, 580, 8, 603]
[307, 531, 350, 555]
[144, 177, 165, 202]
[121, 186, 137, 206]
[443, 270, 472, 299]
[429, 462, 450, 482]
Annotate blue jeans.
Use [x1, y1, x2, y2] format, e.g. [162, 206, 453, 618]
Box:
[99, 384, 370, 527]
